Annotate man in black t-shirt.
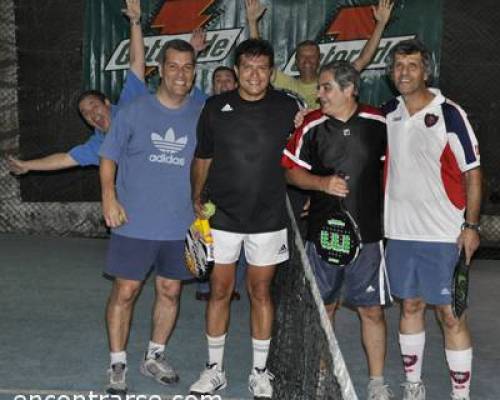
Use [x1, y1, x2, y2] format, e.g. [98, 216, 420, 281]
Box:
[282, 60, 393, 399]
[189, 39, 299, 399]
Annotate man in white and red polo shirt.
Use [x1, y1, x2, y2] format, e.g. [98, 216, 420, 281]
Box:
[383, 39, 481, 400]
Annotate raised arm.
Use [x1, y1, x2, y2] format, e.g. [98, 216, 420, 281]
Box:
[190, 157, 212, 218]
[352, 0, 394, 72]
[122, 0, 145, 80]
[190, 28, 208, 58]
[6, 153, 78, 175]
[245, 0, 266, 39]
[457, 167, 482, 264]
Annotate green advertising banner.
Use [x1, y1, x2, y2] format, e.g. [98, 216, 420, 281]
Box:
[83, 0, 443, 106]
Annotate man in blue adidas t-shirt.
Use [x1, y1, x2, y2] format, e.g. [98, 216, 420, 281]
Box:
[7, 0, 148, 174]
[99, 39, 204, 395]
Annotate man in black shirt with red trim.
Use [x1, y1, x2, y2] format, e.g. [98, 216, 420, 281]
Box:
[189, 39, 299, 399]
[282, 60, 393, 400]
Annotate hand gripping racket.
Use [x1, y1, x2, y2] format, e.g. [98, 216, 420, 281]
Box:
[313, 172, 362, 267]
[184, 202, 216, 280]
[451, 252, 470, 319]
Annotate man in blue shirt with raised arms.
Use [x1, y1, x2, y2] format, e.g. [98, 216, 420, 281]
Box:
[7, 0, 148, 174]
[99, 38, 204, 395]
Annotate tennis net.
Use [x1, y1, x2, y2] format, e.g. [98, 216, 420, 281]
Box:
[268, 197, 358, 400]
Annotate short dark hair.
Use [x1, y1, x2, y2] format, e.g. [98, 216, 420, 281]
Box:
[212, 66, 237, 84]
[296, 40, 320, 55]
[234, 38, 274, 68]
[158, 39, 195, 65]
[319, 60, 360, 96]
[76, 90, 108, 116]
[386, 39, 434, 84]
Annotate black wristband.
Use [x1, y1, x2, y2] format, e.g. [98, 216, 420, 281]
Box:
[461, 222, 481, 232]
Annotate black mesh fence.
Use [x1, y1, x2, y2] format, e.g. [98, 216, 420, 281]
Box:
[441, 0, 500, 254]
[0, 0, 106, 237]
[15, 0, 100, 202]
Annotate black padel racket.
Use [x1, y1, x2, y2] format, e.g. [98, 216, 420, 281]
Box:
[451, 252, 470, 319]
[314, 194, 362, 268]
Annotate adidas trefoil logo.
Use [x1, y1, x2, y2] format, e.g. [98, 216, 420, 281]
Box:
[151, 128, 187, 154]
[221, 103, 234, 112]
[366, 285, 375, 293]
[149, 128, 187, 166]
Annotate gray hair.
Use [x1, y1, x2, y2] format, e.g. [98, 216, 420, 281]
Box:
[386, 39, 434, 84]
[319, 60, 360, 96]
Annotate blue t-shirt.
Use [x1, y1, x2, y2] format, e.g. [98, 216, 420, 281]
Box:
[69, 71, 148, 166]
[99, 94, 204, 240]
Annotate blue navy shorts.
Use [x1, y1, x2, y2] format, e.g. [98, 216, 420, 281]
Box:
[105, 234, 193, 281]
[385, 239, 460, 305]
[306, 241, 392, 307]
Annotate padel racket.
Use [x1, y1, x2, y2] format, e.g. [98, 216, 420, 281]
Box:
[184, 218, 215, 281]
[313, 172, 362, 267]
[451, 252, 470, 319]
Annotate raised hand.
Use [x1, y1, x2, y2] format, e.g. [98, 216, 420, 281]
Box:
[122, 0, 141, 24]
[190, 28, 208, 55]
[245, 0, 267, 23]
[372, 0, 394, 26]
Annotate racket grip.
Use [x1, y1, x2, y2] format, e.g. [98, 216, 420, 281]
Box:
[195, 218, 214, 244]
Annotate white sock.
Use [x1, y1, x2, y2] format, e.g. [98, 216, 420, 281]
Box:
[446, 348, 472, 398]
[110, 351, 127, 367]
[399, 331, 425, 383]
[252, 338, 271, 370]
[369, 376, 384, 385]
[146, 341, 165, 359]
[207, 333, 226, 369]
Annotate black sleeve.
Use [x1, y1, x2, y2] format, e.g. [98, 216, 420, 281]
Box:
[194, 102, 214, 159]
[285, 98, 301, 138]
[380, 120, 387, 152]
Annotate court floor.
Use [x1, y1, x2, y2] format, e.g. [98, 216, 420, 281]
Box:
[0, 233, 498, 399]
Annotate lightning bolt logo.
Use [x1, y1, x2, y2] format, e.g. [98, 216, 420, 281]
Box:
[324, 6, 376, 41]
[152, 0, 216, 34]
[105, 0, 241, 72]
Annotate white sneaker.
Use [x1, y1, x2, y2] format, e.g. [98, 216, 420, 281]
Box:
[106, 363, 127, 395]
[189, 363, 227, 395]
[140, 353, 179, 385]
[367, 380, 393, 400]
[248, 367, 274, 399]
[402, 381, 426, 400]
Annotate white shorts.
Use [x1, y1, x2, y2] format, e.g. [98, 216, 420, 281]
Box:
[211, 228, 289, 266]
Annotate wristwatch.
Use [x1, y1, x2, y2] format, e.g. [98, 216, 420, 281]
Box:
[461, 221, 481, 232]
